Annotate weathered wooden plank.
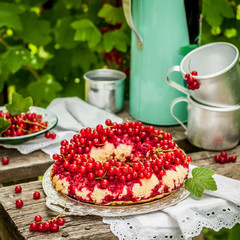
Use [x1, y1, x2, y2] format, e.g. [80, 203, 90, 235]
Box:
[0, 181, 118, 240]
[189, 145, 240, 180]
[0, 148, 53, 184]
[0, 145, 239, 240]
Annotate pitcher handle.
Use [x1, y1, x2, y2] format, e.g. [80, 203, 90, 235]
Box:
[166, 65, 190, 95]
[122, 0, 143, 50]
[170, 97, 189, 132]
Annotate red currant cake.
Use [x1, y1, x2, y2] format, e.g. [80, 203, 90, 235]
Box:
[51, 120, 191, 205]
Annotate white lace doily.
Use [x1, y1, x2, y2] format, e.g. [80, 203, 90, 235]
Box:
[103, 167, 240, 240]
[103, 199, 240, 240]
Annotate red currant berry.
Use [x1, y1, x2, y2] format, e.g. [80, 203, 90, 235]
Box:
[101, 179, 109, 188]
[105, 119, 112, 126]
[88, 172, 95, 180]
[2, 157, 9, 165]
[45, 132, 51, 138]
[191, 70, 198, 76]
[50, 223, 59, 232]
[15, 186, 22, 193]
[95, 161, 102, 170]
[34, 215, 42, 222]
[52, 153, 59, 160]
[96, 124, 103, 133]
[230, 156, 237, 162]
[219, 157, 226, 164]
[16, 199, 23, 208]
[57, 218, 65, 226]
[33, 191, 41, 200]
[120, 175, 126, 182]
[145, 172, 152, 179]
[61, 140, 68, 146]
[50, 133, 56, 139]
[214, 155, 220, 162]
[43, 221, 51, 231]
[29, 222, 38, 231]
[37, 223, 45, 232]
[220, 152, 227, 158]
[184, 73, 190, 79]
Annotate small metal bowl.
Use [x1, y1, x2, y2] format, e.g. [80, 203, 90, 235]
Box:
[84, 69, 126, 113]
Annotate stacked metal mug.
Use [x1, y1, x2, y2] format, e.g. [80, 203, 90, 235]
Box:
[166, 42, 240, 150]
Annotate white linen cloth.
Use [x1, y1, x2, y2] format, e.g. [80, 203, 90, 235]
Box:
[1, 97, 240, 240]
[103, 166, 240, 240]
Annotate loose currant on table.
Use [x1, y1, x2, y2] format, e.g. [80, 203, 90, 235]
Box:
[214, 152, 237, 164]
[29, 204, 66, 233]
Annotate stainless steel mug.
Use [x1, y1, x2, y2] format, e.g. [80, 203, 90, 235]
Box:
[166, 42, 240, 107]
[171, 96, 240, 150]
[84, 69, 126, 113]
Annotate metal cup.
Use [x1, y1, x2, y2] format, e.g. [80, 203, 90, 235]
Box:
[84, 69, 126, 113]
[171, 95, 240, 150]
[166, 42, 240, 107]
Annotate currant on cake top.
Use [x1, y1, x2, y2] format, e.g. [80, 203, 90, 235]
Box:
[51, 120, 191, 189]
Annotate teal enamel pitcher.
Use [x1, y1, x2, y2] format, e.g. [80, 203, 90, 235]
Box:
[123, 0, 189, 125]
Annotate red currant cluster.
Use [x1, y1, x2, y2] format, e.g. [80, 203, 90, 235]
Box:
[15, 186, 41, 208]
[214, 152, 237, 164]
[0, 111, 48, 137]
[1, 157, 9, 165]
[52, 120, 191, 189]
[103, 49, 123, 65]
[100, 22, 122, 34]
[29, 215, 65, 232]
[45, 131, 56, 139]
[185, 71, 200, 90]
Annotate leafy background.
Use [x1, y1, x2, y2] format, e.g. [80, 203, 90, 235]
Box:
[0, 0, 130, 106]
[0, 0, 240, 238]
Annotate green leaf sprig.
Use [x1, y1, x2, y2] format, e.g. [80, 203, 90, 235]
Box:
[0, 118, 11, 135]
[5, 92, 33, 115]
[185, 167, 217, 198]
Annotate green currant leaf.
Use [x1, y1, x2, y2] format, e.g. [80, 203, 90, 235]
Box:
[0, 46, 31, 74]
[179, 44, 198, 56]
[0, 2, 22, 31]
[54, 16, 78, 49]
[71, 19, 101, 48]
[17, 12, 51, 46]
[27, 74, 62, 105]
[62, 0, 83, 9]
[98, 3, 125, 24]
[0, 118, 11, 136]
[103, 30, 130, 52]
[71, 46, 97, 72]
[5, 92, 33, 115]
[202, 0, 234, 27]
[185, 167, 217, 198]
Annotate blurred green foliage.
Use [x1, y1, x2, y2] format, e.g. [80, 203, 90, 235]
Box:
[201, 0, 240, 50]
[0, 0, 130, 106]
[204, 224, 240, 240]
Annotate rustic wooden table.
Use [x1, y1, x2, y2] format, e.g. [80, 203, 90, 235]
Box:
[0, 107, 239, 240]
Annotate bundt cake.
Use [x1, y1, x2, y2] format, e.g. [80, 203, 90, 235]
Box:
[51, 120, 191, 205]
